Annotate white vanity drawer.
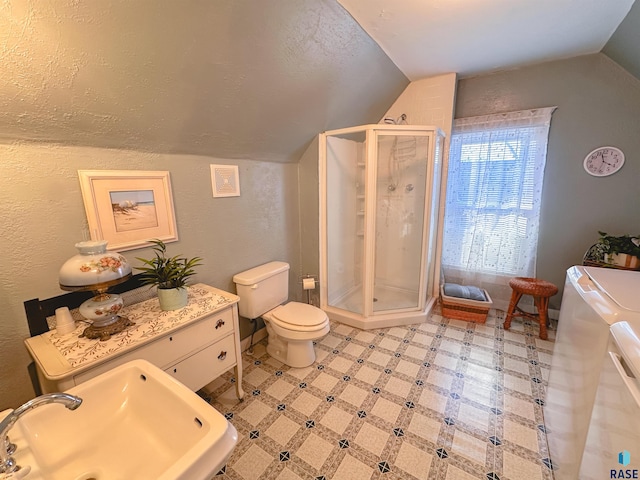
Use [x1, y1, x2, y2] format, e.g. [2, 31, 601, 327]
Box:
[207, 307, 234, 339]
[74, 307, 233, 385]
[165, 333, 237, 391]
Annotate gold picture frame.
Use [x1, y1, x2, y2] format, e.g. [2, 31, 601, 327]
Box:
[78, 170, 178, 251]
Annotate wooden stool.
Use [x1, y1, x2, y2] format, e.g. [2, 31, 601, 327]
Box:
[503, 277, 558, 340]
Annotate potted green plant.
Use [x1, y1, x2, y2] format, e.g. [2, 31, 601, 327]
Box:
[597, 231, 640, 269]
[135, 239, 203, 310]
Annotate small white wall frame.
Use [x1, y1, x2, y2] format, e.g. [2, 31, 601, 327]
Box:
[210, 164, 240, 198]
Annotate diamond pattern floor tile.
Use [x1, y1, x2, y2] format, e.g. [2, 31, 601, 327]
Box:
[203, 308, 555, 480]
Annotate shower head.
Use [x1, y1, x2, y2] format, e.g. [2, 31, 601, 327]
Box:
[383, 114, 408, 125]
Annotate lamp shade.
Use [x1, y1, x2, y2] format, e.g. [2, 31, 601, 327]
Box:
[59, 241, 132, 291]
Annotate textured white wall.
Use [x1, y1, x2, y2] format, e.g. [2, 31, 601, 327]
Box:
[382, 73, 457, 137]
[0, 0, 408, 162]
[0, 142, 300, 410]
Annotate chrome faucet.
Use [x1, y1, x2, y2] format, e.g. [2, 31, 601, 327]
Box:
[0, 393, 82, 474]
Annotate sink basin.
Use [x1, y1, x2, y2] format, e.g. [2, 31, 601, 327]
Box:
[1, 359, 237, 479]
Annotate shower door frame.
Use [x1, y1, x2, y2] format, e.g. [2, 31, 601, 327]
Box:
[319, 124, 444, 330]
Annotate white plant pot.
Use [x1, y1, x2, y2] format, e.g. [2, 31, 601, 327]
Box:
[604, 253, 640, 269]
[157, 287, 188, 311]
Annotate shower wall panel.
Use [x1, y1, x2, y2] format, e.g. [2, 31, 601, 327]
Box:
[326, 136, 362, 311]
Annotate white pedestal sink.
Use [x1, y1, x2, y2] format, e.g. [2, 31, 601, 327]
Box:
[1, 359, 237, 479]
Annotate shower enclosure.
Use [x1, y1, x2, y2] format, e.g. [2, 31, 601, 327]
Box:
[319, 124, 445, 329]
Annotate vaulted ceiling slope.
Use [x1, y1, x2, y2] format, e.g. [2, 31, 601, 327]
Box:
[338, 0, 636, 80]
[0, 0, 408, 162]
[3, 1, 639, 165]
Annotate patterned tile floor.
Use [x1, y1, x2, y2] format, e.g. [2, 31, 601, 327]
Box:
[201, 309, 556, 480]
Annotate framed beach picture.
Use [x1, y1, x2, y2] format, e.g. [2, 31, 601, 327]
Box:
[78, 170, 178, 251]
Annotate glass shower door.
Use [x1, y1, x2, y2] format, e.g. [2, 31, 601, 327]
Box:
[321, 124, 442, 326]
[372, 132, 430, 313]
[325, 130, 366, 315]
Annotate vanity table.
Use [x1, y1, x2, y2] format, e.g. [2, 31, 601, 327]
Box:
[24, 284, 245, 399]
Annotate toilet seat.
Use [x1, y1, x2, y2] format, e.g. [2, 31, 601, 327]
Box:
[269, 302, 328, 332]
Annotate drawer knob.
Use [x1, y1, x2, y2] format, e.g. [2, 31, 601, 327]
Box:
[215, 319, 225, 329]
[218, 351, 227, 361]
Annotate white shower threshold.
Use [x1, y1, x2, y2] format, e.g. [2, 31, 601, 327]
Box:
[324, 295, 437, 330]
[329, 283, 421, 312]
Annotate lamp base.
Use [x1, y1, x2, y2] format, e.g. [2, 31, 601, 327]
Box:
[80, 316, 135, 342]
[78, 292, 126, 327]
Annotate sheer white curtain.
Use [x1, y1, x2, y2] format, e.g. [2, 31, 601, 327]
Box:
[441, 107, 556, 310]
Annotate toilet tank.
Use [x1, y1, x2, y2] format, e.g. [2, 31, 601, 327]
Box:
[233, 261, 290, 319]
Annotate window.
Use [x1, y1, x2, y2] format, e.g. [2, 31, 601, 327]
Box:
[441, 108, 555, 306]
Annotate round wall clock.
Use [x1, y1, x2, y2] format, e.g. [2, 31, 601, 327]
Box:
[583, 146, 625, 177]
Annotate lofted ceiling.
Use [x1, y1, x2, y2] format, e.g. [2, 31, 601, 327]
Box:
[0, 0, 408, 162]
[338, 0, 637, 80]
[1, 0, 639, 163]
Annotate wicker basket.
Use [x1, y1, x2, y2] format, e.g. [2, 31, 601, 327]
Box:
[440, 285, 493, 324]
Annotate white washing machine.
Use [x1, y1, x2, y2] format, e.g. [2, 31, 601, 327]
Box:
[544, 266, 640, 480]
[579, 320, 640, 479]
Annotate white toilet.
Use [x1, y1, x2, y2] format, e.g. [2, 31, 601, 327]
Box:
[233, 261, 330, 368]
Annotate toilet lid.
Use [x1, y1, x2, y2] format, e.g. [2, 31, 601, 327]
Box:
[272, 302, 328, 327]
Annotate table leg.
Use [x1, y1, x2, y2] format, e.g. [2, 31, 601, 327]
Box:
[534, 296, 550, 340]
[234, 364, 245, 401]
[503, 290, 523, 331]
